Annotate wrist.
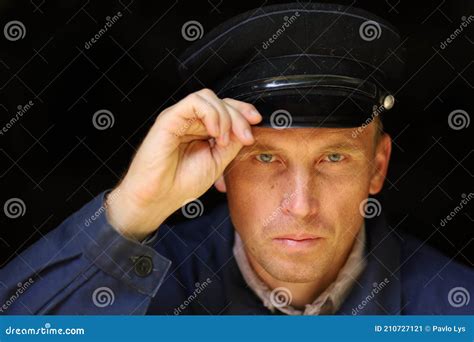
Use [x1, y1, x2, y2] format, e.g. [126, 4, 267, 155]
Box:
[105, 186, 169, 242]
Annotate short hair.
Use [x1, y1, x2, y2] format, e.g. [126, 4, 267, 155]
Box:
[373, 115, 384, 144]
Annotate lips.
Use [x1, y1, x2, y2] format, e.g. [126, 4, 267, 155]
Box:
[272, 234, 322, 249]
[274, 233, 320, 241]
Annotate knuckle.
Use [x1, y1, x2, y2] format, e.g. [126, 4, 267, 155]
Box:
[218, 101, 230, 115]
[187, 92, 201, 103]
[199, 88, 215, 97]
[206, 104, 219, 118]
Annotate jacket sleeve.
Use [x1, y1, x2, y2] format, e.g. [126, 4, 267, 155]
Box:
[0, 191, 172, 315]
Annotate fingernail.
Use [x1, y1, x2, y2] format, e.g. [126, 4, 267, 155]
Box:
[250, 110, 261, 117]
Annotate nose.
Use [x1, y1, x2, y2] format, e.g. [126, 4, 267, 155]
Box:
[280, 170, 318, 220]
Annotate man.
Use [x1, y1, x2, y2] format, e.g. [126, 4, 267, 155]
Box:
[0, 3, 472, 315]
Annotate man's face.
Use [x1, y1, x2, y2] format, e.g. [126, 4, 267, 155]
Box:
[216, 122, 391, 284]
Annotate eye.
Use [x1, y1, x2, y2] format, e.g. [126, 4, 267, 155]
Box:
[255, 153, 276, 163]
[324, 153, 345, 163]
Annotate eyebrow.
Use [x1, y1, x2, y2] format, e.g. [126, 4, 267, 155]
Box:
[319, 142, 365, 153]
[249, 140, 365, 154]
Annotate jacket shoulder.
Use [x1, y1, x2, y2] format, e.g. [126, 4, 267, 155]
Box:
[399, 234, 473, 314]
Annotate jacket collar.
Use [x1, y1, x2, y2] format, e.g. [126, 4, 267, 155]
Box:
[337, 212, 402, 315]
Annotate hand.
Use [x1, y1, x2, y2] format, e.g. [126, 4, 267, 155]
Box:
[105, 88, 262, 241]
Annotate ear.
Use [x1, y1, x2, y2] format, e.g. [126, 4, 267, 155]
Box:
[214, 175, 227, 193]
[369, 134, 392, 195]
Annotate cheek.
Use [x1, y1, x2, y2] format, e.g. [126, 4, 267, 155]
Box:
[319, 175, 369, 210]
[315, 166, 372, 231]
[225, 165, 284, 238]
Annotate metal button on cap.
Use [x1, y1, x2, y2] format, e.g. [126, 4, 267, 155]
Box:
[383, 95, 395, 110]
[134, 255, 153, 277]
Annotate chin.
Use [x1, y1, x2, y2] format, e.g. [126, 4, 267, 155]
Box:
[261, 253, 327, 283]
[268, 267, 322, 283]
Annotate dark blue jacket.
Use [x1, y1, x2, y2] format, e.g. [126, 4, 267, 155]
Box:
[0, 191, 472, 315]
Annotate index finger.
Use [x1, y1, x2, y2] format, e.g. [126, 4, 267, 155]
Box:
[222, 98, 262, 124]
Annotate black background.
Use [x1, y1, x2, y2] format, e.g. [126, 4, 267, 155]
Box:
[0, 0, 472, 267]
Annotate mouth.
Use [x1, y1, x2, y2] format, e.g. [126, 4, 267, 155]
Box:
[272, 234, 322, 250]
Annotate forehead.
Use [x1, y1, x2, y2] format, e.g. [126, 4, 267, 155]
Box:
[246, 126, 374, 153]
